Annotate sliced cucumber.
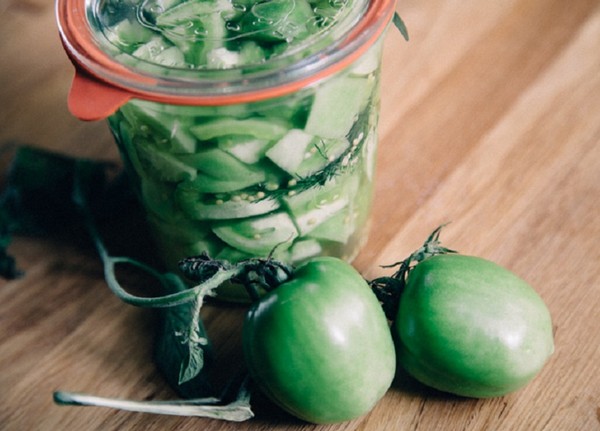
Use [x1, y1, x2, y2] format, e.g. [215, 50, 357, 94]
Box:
[252, 92, 311, 126]
[308, 207, 355, 243]
[112, 117, 146, 175]
[304, 76, 372, 139]
[106, 19, 155, 52]
[218, 135, 272, 164]
[176, 187, 280, 220]
[177, 148, 268, 193]
[190, 117, 289, 141]
[311, 0, 343, 25]
[362, 129, 377, 181]
[131, 36, 172, 61]
[139, 0, 187, 25]
[146, 211, 220, 265]
[287, 238, 322, 263]
[156, 0, 237, 26]
[120, 100, 197, 153]
[289, 193, 349, 236]
[265, 129, 314, 175]
[215, 246, 254, 262]
[238, 41, 268, 66]
[294, 137, 350, 177]
[136, 144, 197, 182]
[349, 42, 383, 76]
[212, 212, 298, 255]
[181, 173, 260, 194]
[153, 102, 248, 118]
[203, 43, 267, 69]
[283, 174, 359, 235]
[266, 132, 351, 179]
[206, 47, 241, 69]
[146, 211, 212, 244]
[151, 45, 186, 67]
[156, 1, 230, 66]
[139, 178, 181, 221]
[239, 0, 315, 43]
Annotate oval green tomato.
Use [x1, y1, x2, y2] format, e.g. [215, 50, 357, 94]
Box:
[243, 257, 396, 424]
[394, 254, 554, 398]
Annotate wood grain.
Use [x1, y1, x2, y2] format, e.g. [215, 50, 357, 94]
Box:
[1, 0, 600, 430]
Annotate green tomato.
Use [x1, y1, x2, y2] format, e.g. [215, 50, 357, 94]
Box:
[394, 254, 554, 398]
[243, 257, 396, 424]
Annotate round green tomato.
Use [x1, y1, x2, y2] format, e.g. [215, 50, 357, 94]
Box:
[243, 257, 396, 424]
[394, 254, 554, 398]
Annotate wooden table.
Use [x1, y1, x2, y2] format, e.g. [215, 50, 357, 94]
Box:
[2, 0, 600, 429]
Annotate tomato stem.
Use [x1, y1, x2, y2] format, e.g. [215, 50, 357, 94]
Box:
[180, 253, 294, 302]
[53, 376, 254, 420]
[369, 224, 456, 319]
[72, 167, 243, 308]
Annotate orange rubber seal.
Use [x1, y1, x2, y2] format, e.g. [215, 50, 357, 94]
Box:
[56, 0, 396, 120]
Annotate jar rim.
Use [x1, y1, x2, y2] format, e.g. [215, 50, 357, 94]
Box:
[56, 0, 396, 109]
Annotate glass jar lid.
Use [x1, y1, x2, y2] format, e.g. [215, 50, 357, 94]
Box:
[56, 0, 396, 119]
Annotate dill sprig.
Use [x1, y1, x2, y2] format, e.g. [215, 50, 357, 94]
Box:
[393, 12, 410, 42]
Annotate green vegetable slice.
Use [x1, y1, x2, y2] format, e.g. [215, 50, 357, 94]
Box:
[283, 175, 358, 236]
[146, 211, 212, 244]
[137, 146, 197, 182]
[287, 192, 348, 237]
[106, 19, 155, 52]
[152, 45, 187, 68]
[238, 0, 316, 43]
[218, 135, 272, 164]
[119, 101, 197, 153]
[212, 212, 298, 255]
[156, 0, 237, 26]
[131, 36, 184, 67]
[138, 179, 180, 221]
[304, 76, 373, 139]
[176, 187, 280, 220]
[265, 129, 314, 175]
[190, 117, 289, 141]
[176, 149, 269, 193]
[294, 137, 350, 177]
[287, 238, 322, 263]
[156, 1, 230, 66]
[308, 207, 355, 243]
[215, 246, 255, 262]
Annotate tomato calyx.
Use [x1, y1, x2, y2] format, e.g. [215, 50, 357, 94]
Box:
[180, 251, 294, 301]
[370, 224, 456, 320]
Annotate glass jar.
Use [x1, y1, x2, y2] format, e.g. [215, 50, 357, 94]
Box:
[56, 0, 396, 300]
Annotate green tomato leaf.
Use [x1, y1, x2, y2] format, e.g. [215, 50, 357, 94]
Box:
[0, 247, 21, 280]
[0, 192, 20, 279]
[154, 295, 214, 398]
[3, 145, 109, 235]
[0, 144, 113, 279]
